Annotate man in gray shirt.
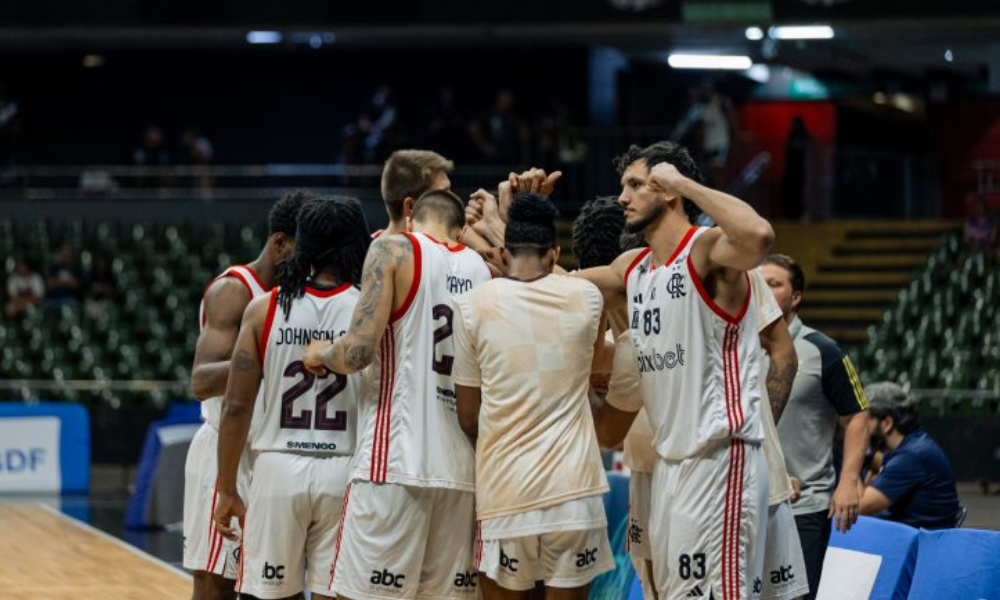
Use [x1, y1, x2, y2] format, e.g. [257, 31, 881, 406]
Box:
[760, 255, 870, 600]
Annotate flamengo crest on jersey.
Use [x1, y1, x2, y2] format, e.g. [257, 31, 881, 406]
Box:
[198, 265, 269, 429]
[624, 227, 764, 461]
[353, 232, 491, 491]
[256, 283, 361, 455]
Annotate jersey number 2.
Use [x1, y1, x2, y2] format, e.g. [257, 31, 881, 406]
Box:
[280, 360, 348, 430]
[432, 304, 454, 376]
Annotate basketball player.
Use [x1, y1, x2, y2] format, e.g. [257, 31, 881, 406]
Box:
[374, 149, 454, 237]
[451, 193, 612, 599]
[577, 141, 789, 599]
[184, 192, 304, 600]
[302, 189, 491, 600]
[212, 196, 371, 600]
[574, 197, 801, 600]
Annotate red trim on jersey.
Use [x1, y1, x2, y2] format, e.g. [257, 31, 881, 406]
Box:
[389, 232, 422, 323]
[735, 441, 746, 599]
[305, 282, 353, 297]
[686, 258, 751, 325]
[381, 327, 397, 480]
[371, 326, 397, 482]
[328, 481, 353, 588]
[200, 267, 254, 328]
[731, 328, 744, 427]
[243, 265, 267, 291]
[422, 233, 467, 252]
[723, 327, 736, 436]
[622, 248, 652, 289]
[371, 334, 389, 481]
[205, 483, 220, 571]
[660, 226, 699, 268]
[371, 229, 383, 239]
[259, 289, 279, 362]
[227, 269, 255, 298]
[722, 439, 745, 600]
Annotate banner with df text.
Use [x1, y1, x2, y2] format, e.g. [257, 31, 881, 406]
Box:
[0, 417, 62, 492]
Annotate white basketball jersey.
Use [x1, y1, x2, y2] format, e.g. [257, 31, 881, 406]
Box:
[624, 227, 765, 461]
[255, 284, 361, 455]
[353, 232, 492, 491]
[198, 265, 269, 429]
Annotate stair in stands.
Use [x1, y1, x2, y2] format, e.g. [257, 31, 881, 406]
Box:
[773, 220, 960, 345]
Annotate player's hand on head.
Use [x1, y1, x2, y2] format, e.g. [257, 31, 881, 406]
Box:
[213, 491, 246, 542]
[303, 340, 332, 376]
[648, 162, 688, 196]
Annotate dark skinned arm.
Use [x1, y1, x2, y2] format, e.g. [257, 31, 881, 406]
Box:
[456, 385, 482, 442]
[190, 278, 252, 400]
[213, 295, 267, 540]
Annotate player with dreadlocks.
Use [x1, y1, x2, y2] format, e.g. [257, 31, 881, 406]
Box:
[214, 195, 371, 600]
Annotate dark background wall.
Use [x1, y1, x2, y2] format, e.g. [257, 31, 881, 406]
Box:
[0, 46, 589, 164]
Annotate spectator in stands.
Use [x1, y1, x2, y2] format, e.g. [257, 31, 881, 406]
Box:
[782, 117, 812, 220]
[84, 255, 118, 319]
[134, 125, 169, 167]
[468, 89, 529, 164]
[46, 244, 84, 307]
[963, 196, 997, 255]
[860, 382, 960, 529]
[342, 85, 398, 164]
[760, 254, 870, 600]
[133, 125, 170, 187]
[180, 126, 215, 189]
[424, 85, 470, 160]
[5, 258, 44, 318]
[671, 80, 737, 184]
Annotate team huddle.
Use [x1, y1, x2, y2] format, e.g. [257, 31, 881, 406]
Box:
[180, 141, 853, 600]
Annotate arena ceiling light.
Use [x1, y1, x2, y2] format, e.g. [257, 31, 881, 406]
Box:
[668, 54, 753, 70]
[246, 31, 283, 44]
[745, 27, 765, 41]
[768, 25, 834, 40]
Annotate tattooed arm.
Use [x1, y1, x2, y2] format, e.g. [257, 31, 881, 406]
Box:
[759, 317, 797, 423]
[304, 235, 412, 376]
[214, 295, 267, 540]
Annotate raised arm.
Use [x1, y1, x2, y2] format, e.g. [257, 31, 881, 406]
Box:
[190, 278, 252, 400]
[303, 235, 411, 375]
[213, 294, 267, 540]
[649, 162, 774, 272]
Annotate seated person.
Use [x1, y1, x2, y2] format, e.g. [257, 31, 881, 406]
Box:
[6, 258, 44, 318]
[46, 244, 83, 306]
[860, 382, 960, 529]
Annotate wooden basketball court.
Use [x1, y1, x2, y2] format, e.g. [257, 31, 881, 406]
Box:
[0, 504, 190, 600]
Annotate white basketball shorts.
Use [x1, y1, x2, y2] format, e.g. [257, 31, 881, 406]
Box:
[649, 439, 763, 600]
[330, 480, 479, 600]
[182, 423, 252, 579]
[236, 452, 352, 599]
